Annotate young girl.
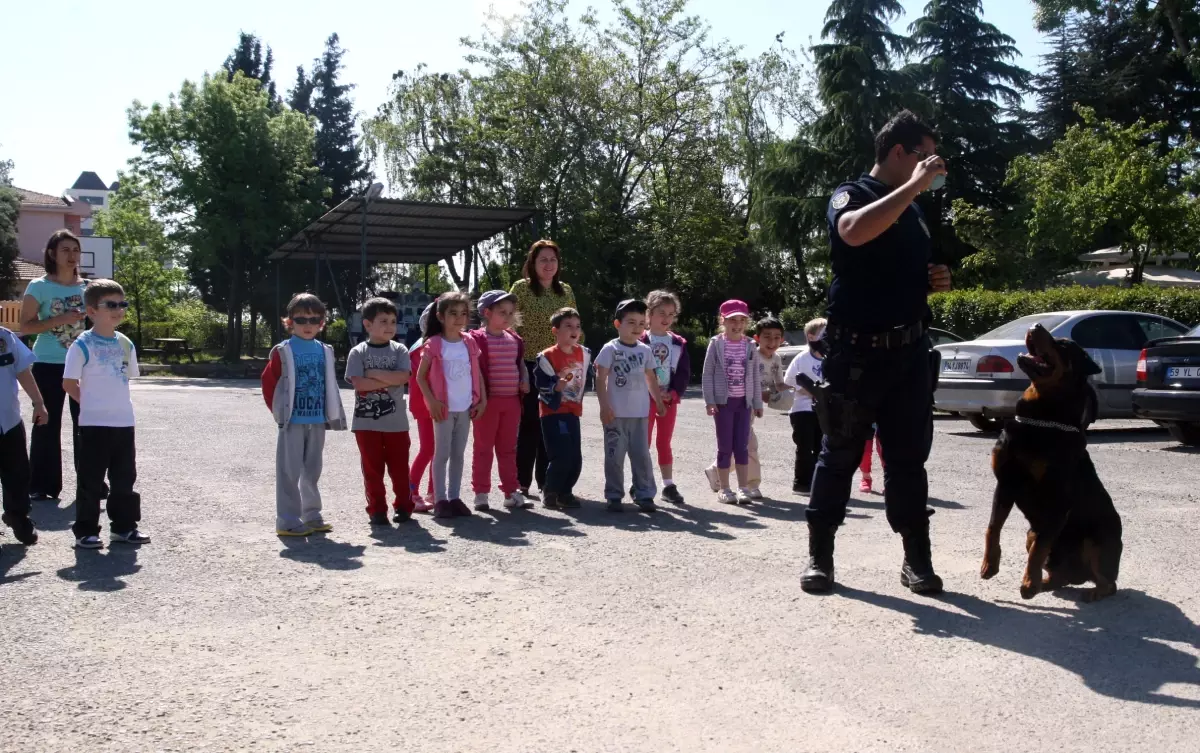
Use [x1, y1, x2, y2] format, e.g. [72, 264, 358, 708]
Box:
[415, 293, 486, 518]
[701, 300, 763, 505]
[407, 300, 437, 512]
[467, 290, 533, 511]
[640, 290, 689, 504]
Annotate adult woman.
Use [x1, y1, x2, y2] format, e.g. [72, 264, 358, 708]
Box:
[21, 230, 90, 500]
[510, 240, 578, 498]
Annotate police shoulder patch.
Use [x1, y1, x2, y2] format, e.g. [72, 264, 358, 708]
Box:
[831, 190, 851, 210]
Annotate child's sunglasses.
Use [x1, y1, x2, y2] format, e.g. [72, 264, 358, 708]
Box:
[98, 301, 129, 310]
[291, 316, 324, 326]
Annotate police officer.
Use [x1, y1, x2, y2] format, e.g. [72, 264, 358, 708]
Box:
[801, 110, 952, 595]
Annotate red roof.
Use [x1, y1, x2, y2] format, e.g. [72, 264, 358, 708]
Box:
[13, 186, 71, 207]
[14, 259, 45, 280]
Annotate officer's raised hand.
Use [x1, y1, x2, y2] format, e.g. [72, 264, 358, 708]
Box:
[928, 263, 952, 293]
[908, 153, 947, 193]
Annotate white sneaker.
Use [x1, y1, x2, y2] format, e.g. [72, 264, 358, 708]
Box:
[111, 529, 151, 544]
[717, 489, 737, 505]
[736, 488, 754, 505]
[704, 465, 720, 493]
[503, 490, 533, 509]
[473, 493, 491, 511]
[746, 487, 764, 500]
[75, 535, 103, 549]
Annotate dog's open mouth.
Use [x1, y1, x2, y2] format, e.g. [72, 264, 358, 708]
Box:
[1018, 327, 1055, 377]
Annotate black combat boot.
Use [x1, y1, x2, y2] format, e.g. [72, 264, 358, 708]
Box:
[900, 522, 944, 595]
[801, 523, 836, 593]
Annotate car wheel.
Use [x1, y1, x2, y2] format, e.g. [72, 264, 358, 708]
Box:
[1166, 422, 1200, 446]
[968, 414, 1003, 433]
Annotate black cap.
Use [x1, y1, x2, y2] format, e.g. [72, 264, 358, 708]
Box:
[614, 298, 648, 320]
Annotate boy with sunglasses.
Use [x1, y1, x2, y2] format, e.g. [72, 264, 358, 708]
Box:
[262, 293, 347, 537]
[63, 279, 150, 549]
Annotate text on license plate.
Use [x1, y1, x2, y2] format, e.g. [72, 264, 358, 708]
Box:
[942, 359, 971, 373]
[1167, 366, 1200, 379]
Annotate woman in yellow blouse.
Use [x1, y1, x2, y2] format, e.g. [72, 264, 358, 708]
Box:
[510, 239, 578, 498]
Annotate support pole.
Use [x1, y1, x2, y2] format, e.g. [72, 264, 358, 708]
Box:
[359, 197, 368, 305]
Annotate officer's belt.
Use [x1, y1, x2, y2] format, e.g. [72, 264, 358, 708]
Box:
[827, 321, 925, 350]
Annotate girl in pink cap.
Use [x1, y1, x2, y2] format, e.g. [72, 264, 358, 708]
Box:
[701, 299, 763, 504]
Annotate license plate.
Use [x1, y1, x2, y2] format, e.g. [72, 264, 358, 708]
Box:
[942, 358, 970, 374]
[1167, 366, 1200, 378]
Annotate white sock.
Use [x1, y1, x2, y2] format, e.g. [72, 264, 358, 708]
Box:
[663, 478, 674, 487]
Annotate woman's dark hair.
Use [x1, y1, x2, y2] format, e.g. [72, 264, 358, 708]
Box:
[521, 239, 565, 297]
[423, 292, 470, 339]
[44, 229, 81, 276]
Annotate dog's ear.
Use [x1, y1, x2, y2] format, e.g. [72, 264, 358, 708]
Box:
[1073, 345, 1102, 376]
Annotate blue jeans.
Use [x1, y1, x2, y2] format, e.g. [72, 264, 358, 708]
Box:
[806, 337, 933, 533]
[541, 414, 582, 495]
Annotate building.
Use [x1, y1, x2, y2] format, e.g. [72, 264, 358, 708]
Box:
[12, 187, 114, 281]
[64, 171, 118, 236]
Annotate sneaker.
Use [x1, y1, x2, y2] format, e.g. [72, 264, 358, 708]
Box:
[542, 492, 561, 510]
[736, 489, 753, 505]
[661, 484, 685, 505]
[450, 499, 473, 517]
[505, 490, 534, 509]
[860, 474, 872, 494]
[717, 489, 737, 505]
[370, 512, 392, 526]
[392, 509, 413, 523]
[276, 526, 312, 537]
[28, 492, 55, 502]
[2, 513, 38, 545]
[703, 465, 720, 493]
[560, 493, 581, 509]
[520, 487, 541, 501]
[307, 521, 333, 534]
[606, 499, 624, 512]
[433, 500, 455, 519]
[635, 498, 657, 513]
[793, 482, 811, 496]
[474, 493, 491, 511]
[111, 529, 151, 545]
[413, 498, 435, 513]
[75, 535, 103, 549]
[746, 487, 764, 500]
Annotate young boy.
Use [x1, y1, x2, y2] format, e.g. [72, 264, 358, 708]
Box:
[783, 317, 828, 495]
[595, 299, 666, 512]
[640, 290, 689, 504]
[262, 293, 347, 537]
[0, 326, 48, 548]
[533, 307, 591, 510]
[467, 290, 533, 511]
[63, 279, 149, 549]
[345, 297, 413, 527]
[747, 316, 790, 497]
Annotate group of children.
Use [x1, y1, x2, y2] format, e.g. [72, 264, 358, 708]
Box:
[258, 287, 866, 538]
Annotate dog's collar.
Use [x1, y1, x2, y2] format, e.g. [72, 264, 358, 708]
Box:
[1014, 415, 1081, 433]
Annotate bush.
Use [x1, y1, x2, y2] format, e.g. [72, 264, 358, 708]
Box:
[929, 286, 1200, 339]
[324, 319, 349, 357]
[779, 305, 824, 332]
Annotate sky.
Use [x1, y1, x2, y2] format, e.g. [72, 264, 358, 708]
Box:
[1, 0, 1049, 196]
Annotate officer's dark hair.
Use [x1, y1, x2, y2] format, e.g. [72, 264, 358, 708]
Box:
[755, 316, 785, 335]
[874, 110, 937, 164]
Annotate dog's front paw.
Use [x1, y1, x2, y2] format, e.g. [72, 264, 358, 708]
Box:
[980, 550, 1000, 579]
[1019, 578, 1039, 600]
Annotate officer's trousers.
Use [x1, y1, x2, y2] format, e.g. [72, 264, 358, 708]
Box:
[806, 337, 933, 533]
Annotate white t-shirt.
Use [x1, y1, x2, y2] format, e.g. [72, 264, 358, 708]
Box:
[63, 330, 139, 427]
[783, 349, 823, 414]
[441, 338, 473, 413]
[758, 349, 792, 411]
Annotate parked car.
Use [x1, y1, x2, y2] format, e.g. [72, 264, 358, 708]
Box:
[1132, 323, 1200, 446]
[934, 310, 1191, 432]
[778, 327, 963, 369]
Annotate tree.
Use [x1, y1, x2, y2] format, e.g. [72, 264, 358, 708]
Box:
[127, 72, 325, 360]
[224, 32, 278, 105]
[288, 65, 315, 115]
[0, 187, 18, 296]
[311, 34, 371, 205]
[0, 150, 12, 186]
[92, 179, 185, 347]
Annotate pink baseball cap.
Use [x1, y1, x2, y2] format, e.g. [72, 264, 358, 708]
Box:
[719, 299, 750, 319]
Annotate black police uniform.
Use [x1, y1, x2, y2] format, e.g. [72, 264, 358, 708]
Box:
[807, 173, 936, 539]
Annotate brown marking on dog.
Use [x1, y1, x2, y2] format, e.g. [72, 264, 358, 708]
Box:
[981, 526, 1001, 579]
[1081, 538, 1118, 602]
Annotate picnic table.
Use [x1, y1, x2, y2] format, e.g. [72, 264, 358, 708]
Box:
[146, 338, 196, 364]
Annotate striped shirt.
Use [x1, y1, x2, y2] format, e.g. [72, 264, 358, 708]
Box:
[725, 337, 748, 399]
[486, 332, 522, 397]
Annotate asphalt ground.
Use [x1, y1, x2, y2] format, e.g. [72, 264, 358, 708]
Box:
[1, 379, 1198, 752]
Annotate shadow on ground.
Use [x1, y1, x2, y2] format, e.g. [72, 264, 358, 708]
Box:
[0, 546, 37, 585]
[369, 521, 449, 553]
[557, 499, 764, 541]
[279, 536, 366, 570]
[56, 546, 141, 591]
[31, 499, 76, 532]
[434, 508, 585, 547]
[838, 585, 1200, 708]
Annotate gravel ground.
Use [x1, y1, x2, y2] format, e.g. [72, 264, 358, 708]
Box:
[2, 379, 1198, 752]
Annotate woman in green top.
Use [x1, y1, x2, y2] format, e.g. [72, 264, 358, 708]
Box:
[21, 230, 90, 500]
[510, 239, 577, 497]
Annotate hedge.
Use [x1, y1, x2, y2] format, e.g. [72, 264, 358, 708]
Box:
[929, 287, 1200, 339]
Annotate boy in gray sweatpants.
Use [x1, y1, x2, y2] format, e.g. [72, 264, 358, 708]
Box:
[262, 293, 348, 536]
[595, 299, 666, 512]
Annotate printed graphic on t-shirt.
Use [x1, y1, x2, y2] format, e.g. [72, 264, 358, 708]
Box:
[650, 336, 671, 386]
[444, 354, 471, 382]
[48, 294, 85, 349]
[353, 348, 400, 420]
[293, 351, 325, 420]
[608, 346, 646, 389]
[727, 353, 746, 391]
[559, 360, 585, 403]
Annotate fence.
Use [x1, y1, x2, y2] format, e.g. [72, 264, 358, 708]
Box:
[0, 300, 22, 333]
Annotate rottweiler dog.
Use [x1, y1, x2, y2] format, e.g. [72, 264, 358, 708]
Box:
[980, 323, 1123, 602]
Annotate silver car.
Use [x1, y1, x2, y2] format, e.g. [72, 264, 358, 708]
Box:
[934, 310, 1191, 432]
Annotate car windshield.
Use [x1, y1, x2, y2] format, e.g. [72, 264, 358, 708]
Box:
[1189, 324, 1200, 337]
[977, 314, 1071, 341]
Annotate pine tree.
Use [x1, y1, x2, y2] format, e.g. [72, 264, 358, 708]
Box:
[223, 32, 278, 105]
[288, 65, 315, 115]
[311, 33, 372, 205]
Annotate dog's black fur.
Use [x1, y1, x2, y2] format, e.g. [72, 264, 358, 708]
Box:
[980, 323, 1123, 602]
